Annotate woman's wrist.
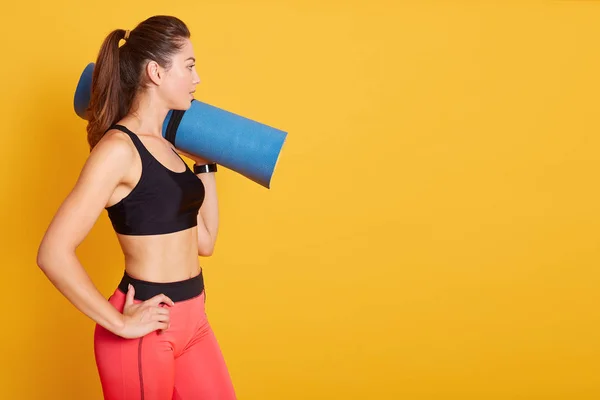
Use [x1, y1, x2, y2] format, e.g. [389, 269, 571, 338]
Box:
[193, 163, 217, 174]
[106, 310, 126, 336]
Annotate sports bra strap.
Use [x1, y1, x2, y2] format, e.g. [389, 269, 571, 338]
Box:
[108, 124, 148, 155]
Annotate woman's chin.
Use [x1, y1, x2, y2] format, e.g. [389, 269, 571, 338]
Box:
[171, 101, 193, 111]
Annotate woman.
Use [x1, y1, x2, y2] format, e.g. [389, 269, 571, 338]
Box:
[36, 15, 236, 400]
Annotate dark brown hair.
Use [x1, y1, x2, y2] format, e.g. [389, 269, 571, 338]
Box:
[86, 15, 190, 150]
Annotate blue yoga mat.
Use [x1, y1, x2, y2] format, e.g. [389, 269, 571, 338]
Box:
[74, 63, 287, 189]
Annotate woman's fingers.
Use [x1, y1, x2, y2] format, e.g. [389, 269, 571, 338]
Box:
[152, 307, 170, 316]
[151, 310, 170, 323]
[146, 293, 175, 307]
[154, 321, 169, 332]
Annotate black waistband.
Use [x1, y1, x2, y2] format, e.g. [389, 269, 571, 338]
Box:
[118, 270, 204, 302]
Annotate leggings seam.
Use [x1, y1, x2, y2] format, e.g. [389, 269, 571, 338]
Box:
[138, 337, 145, 400]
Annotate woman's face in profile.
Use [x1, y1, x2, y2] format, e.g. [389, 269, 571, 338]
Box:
[159, 38, 201, 111]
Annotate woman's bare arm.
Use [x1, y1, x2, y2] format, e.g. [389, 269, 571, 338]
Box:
[174, 148, 219, 257]
[195, 171, 219, 257]
[36, 132, 135, 334]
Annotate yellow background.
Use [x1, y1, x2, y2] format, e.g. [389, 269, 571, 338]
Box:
[2, 0, 600, 399]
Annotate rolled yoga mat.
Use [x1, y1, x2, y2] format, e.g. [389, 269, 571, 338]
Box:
[74, 62, 287, 189]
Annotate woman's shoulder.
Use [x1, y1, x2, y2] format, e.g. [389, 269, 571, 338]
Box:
[95, 128, 135, 154]
[88, 129, 137, 170]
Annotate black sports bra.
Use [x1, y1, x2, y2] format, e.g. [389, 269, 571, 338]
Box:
[104, 124, 205, 236]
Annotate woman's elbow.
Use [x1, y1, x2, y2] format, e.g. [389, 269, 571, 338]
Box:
[197, 241, 215, 257]
[36, 239, 54, 270]
[36, 247, 55, 273]
[36, 240, 72, 272]
[36, 249, 48, 271]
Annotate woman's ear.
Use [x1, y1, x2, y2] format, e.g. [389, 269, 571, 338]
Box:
[146, 61, 162, 86]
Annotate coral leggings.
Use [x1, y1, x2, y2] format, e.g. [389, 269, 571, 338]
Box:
[94, 271, 236, 399]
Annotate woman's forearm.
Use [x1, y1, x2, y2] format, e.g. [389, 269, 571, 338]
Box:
[36, 250, 125, 334]
[195, 172, 219, 256]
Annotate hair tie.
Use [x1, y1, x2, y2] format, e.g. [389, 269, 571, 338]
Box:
[124, 30, 130, 41]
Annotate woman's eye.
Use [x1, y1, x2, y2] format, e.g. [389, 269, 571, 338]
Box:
[188, 64, 195, 70]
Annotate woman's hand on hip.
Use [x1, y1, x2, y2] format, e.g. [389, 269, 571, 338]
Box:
[115, 284, 175, 339]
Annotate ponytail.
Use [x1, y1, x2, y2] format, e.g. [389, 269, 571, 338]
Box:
[86, 29, 128, 150]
